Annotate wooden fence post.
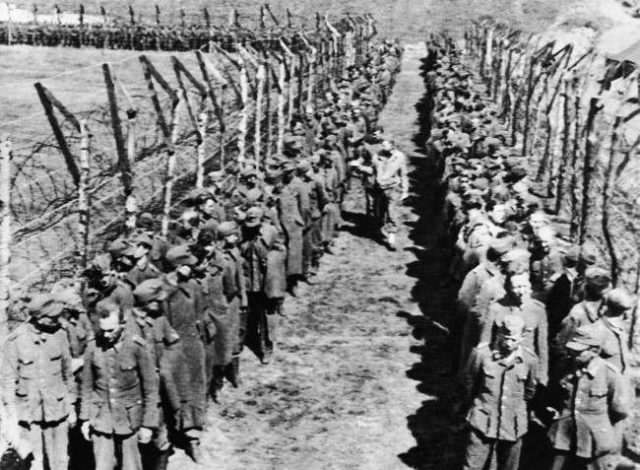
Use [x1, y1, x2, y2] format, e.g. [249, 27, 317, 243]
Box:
[277, 60, 286, 155]
[78, 121, 90, 270]
[265, 61, 273, 160]
[255, 62, 266, 163]
[196, 111, 208, 188]
[125, 108, 137, 233]
[161, 98, 181, 236]
[238, 63, 249, 164]
[0, 139, 11, 340]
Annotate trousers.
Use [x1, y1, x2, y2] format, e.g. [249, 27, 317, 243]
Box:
[22, 420, 69, 470]
[462, 428, 522, 470]
[92, 431, 142, 470]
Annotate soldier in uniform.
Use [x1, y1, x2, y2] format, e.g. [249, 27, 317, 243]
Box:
[126, 233, 163, 287]
[162, 245, 208, 462]
[480, 271, 548, 386]
[132, 280, 186, 470]
[2, 294, 75, 470]
[461, 315, 538, 470]
[547, 325, 630, 470]
[79, 299, 159, 470]
[279, 162, 308, 291]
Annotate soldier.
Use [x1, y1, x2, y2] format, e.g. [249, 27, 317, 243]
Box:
[132, 280, 186, 470]
[2, 294, 75, 470]
[163, 245, 208, 462]
[528, 225, 563, 302]
[126, 233, 163, 287]
[304, 157, 329, 275]
[551, 267, 611, 376]
[240, 206, 280, 364]
[279, 162, 308, 291]
[461, 315, 537, 470]
[79, 300, 159, 470]
[480, 271, 548, 386]
[547, 325, 630, 470]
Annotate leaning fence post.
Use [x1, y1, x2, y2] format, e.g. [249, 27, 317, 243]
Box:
[238, 63, 249, 164]
[255, 62, 266, 163]
[196, 111, 208, 188]
[78, 121, 90, 270]
[0, 139, 10, 339]
[124, 108, 137, 233]
[277, 60, 286, 156]
[161, 98, 181, 236]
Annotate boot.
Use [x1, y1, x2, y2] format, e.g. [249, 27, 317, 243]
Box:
[185, 439, 202, 464]
[154, 449, 171, 470]
[225, 357, 240, 387]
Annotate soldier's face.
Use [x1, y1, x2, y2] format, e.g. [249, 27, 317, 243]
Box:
[201, 199, 217, 216]
[99, 312, 121, 342]
[225, 234, 238, 246]
[35, 315, 60, 332]
[509, 274, 531, 300]
[498, 333, 521, 354]
[134, 244, 149, 260]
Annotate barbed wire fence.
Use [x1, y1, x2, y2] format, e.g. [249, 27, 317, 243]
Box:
[465, 19, 640, 289]
[0, 8, 376, 338]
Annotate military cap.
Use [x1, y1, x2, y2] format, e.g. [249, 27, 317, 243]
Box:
[107, 238, 132, 257]
[53, 288, 84, 311]
[200, 220, 219, 237]
[584, 267, 610, 289]
[217, 221, 239, 239]
[489, 235, 515, 256]
[241, 167, 258, 178]
[185, 188, 214, 205]
[208, 170, 225, 183]
[471, 177, 490, 191]
[564, 245, 580, 263]
[566, 324, 602, 351]
[580, 242, 598, 266]
[265, 169, 283, 183]
[94, 299, 121, 317]
[245, 188, 263, 204]
[133, 278, 168, 305]
[134, 233, 154, 248]
[497, 314, 525, 336]
[165, 245, 198, 268]
[296, 160, 312, 174]
[244, 206, 264, 228]
[137, 212, 155, 228]
[605, 287, 634, 311]
[28, 294, 64, 319]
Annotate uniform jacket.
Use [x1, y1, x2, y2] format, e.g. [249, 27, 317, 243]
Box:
[464, 344, 537, 441]
[547, 357, 630, 458]
[126, 258, 162, 287]
[552, 300, 605, 371]
[279, 179, 306, 277]
[79, 331, 159, 435]
[3, 323, 74, 424]
[481, 297, 549, 385]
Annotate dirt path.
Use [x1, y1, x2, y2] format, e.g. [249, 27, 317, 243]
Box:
[168, 44, 434, 470]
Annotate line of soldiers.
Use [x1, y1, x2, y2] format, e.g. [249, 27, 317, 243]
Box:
[0, 39, 403, 470]
[0, 22, 238, 50]
[426, 39, 640, 470]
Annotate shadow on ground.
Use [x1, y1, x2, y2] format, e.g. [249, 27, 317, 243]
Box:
[397, 48, 466, 470]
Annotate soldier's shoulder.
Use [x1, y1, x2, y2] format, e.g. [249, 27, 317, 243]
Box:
[603, 360, 621, 376]
[131, 334, 147, 347]
[521, 346, 539, 362]
[6, 322, 30, 341]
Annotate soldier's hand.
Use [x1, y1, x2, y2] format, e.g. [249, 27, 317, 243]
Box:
[81, 421, 92, 441]
[137, 427, 153, 444]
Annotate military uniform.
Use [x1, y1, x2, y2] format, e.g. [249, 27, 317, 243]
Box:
[480, 298, 549, 385]
[3, 319, 74, 470]
[462, 343, 538, 470]
[79, 329, 159, 470]
[279, 174, 308, 278]
[547, 356, 629, 469]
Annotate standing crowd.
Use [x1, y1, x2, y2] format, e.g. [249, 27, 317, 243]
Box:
[0, 40, 405, 470]
[426, 38, 640, 470]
